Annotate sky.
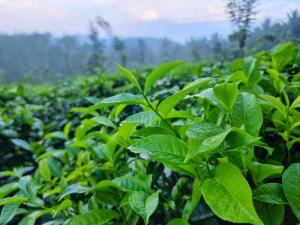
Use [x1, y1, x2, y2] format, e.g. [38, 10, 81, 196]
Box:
[0, 0, 299, 42]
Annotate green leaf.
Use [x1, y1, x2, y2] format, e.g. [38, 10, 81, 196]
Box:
[39, 159, 51, 182]
[113, 175, 152, 193]
[129, 190, 160, 224]
[185, 122, 230, 161]
[44, 131, 66, 140]
[260, 94, 286, 117]
[249, 162, 284, 184]
[182, 178, 202, 219]
[18, 210, 50, 225]
[158, 78, 211, 117]
[129, 135, 188, 164]
[0, 196, 27, 206]
[271, 42, 297, 70]
[116, 64, 142, 92]
[63, 121, 72, 139]
[85, 93, 145, 115]
[225, 130, 260, 150]
[122, 111, 157, 126]
[282, 163, 300, 220]
[11, 139, 32, 151]
[60, 184, 91, 200]
[92, 115, 116, 128]
[254, 201, 284, 225]
[167, 218, 190, 225]
[231, 92, 263, 136]
[0, 182, 18, 199]
[201, 162, 263, 225]
[0, 203, 20, 225]
[290, 96, 300, 109]
[213, 83, 238, 111]
[144, 61, 184, 93]
[69, 209, 118, 225]
[253, 183, 287, 204]
[53, 199, 72, 217]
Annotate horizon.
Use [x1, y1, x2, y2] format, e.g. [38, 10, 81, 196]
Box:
[0, 0, 299, 43]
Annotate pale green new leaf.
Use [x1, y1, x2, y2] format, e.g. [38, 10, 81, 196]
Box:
[144, 61, 184, 93]
[116, 64, 142, 92]
[282, 163, 300, 220]
[201, 162, 263, 225]
[213, 83, 238, 111]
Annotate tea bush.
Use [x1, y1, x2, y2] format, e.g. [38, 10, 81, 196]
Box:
[0, 42, 300, 225]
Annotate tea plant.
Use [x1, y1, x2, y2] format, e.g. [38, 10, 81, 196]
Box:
[0, 42, 299, 225]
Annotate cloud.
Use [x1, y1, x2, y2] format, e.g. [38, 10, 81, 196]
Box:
[139, 10, 160, 21]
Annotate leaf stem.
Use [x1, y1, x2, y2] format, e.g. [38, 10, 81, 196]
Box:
[142, 93, 180, 138]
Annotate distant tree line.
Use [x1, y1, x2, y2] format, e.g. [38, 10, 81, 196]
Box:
[0, 10, 299, 83]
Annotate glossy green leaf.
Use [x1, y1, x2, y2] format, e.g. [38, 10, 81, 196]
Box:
[44, 131, 66, 140]
[0, 196, 27, 206]
[129, 190, 160, 224]
[60, 184, 91, 200]
[249, 162, 284, 184]
[0, 203, 20, 225]
[290, 96, 300, 109]
[231, 92, 263, 136]
[18, 210, 50, 225]
[213, 83, 238, 111]
[144, 61, 184, 93]
[260, 94, 286, 117]
[201, 162, 263, 225]
[69, 209, 118, 225]
[85, 93, 145, 115]
[39, 159, 51, 182]
[11, 139, 31, 151]
[92, 115, 116, 128]
[282, 163, 300, 220]
[185, 122, 230, 161]
[167, 218, 190, 225]
[254, 201, 284, 225]
[113, 175, 152, 193]
[122, 111, 157, 126]
[0, 182, 18, 199]
[253, 183, 287, 204]
[116, 63, 142, 92]
[158, 78, 211, 117]
[129, 135, 188, 164]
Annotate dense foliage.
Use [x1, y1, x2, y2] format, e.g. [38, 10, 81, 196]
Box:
[0, 42, 300, 225]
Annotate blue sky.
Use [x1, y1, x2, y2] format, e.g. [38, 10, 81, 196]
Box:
[0, 0, 299, 42]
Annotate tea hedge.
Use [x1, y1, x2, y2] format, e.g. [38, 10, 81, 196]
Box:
[0, 42, 300, 225]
